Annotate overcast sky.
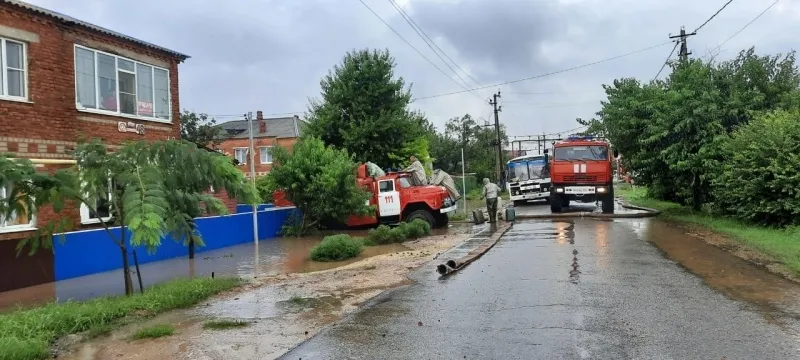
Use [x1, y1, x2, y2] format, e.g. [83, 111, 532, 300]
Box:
[29, 0, 799, 151]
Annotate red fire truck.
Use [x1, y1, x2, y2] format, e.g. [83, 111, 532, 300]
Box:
[273, 164, 457, 228]
[549, 136, 615, 214]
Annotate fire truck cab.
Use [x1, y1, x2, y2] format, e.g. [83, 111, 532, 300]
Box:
[549, 136, 615, 214]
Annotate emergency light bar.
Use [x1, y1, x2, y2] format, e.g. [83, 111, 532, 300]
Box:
[566, 135, 595, 141]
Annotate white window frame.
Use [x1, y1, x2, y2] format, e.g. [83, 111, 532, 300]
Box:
[259, 146, 273, 164]
[79, 180, 113, 225]
[234, 148, 248, 165]
[73, 44, 171, 123]
[0, 183, 36, 233]
[0, 37, 29, 103]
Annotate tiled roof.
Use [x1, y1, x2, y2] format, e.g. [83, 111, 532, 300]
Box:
[217, 116, 308, 139]
[2, 0, 190, 61]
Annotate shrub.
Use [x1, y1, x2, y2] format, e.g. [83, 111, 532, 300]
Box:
[367, 220, 431, 244]
[712, 110, 800, 227]
[310, 234, 364, 261]
[397, 220, 432, 239]
[367, 225, 404, 245]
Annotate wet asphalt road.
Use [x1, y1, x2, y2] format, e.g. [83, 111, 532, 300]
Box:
[283, 204, 800, 360]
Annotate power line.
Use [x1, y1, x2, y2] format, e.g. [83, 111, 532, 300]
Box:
[356, 0, 483, 101]
[502, 100, 600, 108]
[693, 0, 735, 33]
[386, 0, 485, 95]
[654, 41, 679, 80]
[412, 41, 673, 101]
[712, 0, 779, 53]
[505, 90, 598, 95]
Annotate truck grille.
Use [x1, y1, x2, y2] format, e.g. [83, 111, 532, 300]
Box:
[563, 175, 598, 182]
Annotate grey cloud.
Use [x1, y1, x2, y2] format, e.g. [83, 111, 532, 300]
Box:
[25, 0, 800, 140]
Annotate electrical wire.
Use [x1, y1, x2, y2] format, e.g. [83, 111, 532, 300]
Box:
[502, 100, 600, 108]
[711, 0, 779, 53]
[654, 41, 679, 80]
[412, 41, 673, 101]
[386, 0, 485, 98]
[356, 0, 484, 101]
[693, 0, 735, 33]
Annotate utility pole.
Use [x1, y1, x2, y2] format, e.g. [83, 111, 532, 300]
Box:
[669, 26, 696, 61]
[245, 111, 259, 245]
[489, 91, 503, 184]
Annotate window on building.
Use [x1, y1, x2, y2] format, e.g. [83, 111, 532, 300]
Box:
[234, 148, 248, 165]
[260, 146, 273, 164]
[1, 37, 27, 99]
[74, 45, 171, 121]
[0, 182, 35, 232]
[79, 179, 113, 224]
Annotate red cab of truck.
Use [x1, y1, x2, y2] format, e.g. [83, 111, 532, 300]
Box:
[273, 163, 457, 228]
[549, 136, 615, 214]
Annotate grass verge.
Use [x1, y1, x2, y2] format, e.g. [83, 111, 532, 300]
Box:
[0, 277, 242, 360]
[131, 324, 174, 340]
[202, 319, 249, 330]
[617, 184, 800, 275]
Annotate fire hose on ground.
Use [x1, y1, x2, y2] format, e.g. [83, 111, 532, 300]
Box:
[436, 222, 512, 276]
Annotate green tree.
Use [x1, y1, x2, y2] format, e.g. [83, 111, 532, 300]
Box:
[304, 49, 428, 168]
[180, 110, 227, 148]
[0, 139, 255, 295]
[430, 114, 508, 183]
[713, 110, 800, 226]
[581, 47, 800, 211]
[258, 137, 371, 236]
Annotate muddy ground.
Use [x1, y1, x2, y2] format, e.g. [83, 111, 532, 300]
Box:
[59, 231, 471, 360]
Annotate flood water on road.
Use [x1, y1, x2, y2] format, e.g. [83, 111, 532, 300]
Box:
[0, 223, 474, 311]
[629, 218, 800, 328]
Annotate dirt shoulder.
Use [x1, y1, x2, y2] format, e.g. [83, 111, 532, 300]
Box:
[59, 232, 470, 360]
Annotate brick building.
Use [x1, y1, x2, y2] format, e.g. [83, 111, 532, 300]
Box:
[216, 111, 307, 177]
[0, 0, 188, 289]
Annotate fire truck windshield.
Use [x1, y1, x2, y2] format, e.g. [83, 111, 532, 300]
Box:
[554, 145, 608, 161]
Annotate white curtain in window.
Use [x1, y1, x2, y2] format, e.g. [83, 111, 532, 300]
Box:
[75, 47, 96, 108]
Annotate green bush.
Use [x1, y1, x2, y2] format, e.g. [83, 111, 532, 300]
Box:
[712, 110, 800, 226]
[397, 219, 432, 239]
[367, 220, 431, 245]
[310, 234, 364, 262]
[367, 225, 404, 245]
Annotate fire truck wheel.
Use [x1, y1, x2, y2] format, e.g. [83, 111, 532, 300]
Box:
[407, 209, 437, 228]
[434, 212, 450, 227]
[550, 194, 563, 213]
[601, 187, 615, 214]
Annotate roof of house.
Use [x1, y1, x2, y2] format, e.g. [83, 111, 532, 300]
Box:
[2, 0, 190, 61]
[217, 116, 308, 139]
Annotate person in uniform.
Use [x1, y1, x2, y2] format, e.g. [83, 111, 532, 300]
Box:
[480, 178, 502, 223]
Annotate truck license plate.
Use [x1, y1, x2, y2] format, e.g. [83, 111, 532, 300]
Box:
[565, 186, 595, 194]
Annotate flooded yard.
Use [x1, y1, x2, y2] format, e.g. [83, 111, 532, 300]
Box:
[0, 224, 473, 311]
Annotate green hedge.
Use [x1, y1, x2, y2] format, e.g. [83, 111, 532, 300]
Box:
[713, 110, 800, 226]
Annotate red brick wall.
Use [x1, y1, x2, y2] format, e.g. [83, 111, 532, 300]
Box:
[217, 137, 298, 177]
[0, 3, 183, 241]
